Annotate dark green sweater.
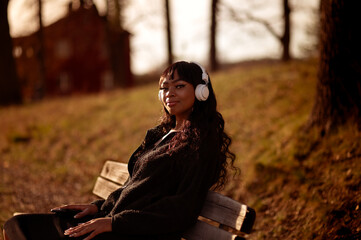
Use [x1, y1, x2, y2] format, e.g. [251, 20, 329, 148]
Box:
[92, 126, 218, 239]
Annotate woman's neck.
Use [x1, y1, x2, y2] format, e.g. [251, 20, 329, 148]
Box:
[174, 119, 185, 131]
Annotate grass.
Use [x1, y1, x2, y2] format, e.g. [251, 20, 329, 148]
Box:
[0, 85, 162, 225]
[1, 58, 360, 239]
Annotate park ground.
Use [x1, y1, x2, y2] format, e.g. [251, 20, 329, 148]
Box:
[0, 58, 360, 239]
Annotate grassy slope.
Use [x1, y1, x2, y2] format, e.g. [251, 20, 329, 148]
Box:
[1, 59, 360, 239]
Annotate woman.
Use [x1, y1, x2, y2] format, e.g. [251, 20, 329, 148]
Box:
[3, 61, 236, 240]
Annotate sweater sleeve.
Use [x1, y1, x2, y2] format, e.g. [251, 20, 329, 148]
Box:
[110, 150, 215, 235]
[93, 186, 125, 217]
[91, 199, 105, 211]
[91, 175, 132, 217]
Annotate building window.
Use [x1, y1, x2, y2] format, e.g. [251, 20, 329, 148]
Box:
[102, 71, 114, 90]
[13, 46, 23, 58]
[56, 39, 72, 59]
[59, 72, 71, 92]
[100, 44, 109, 59]
[26, 47, 34, 58]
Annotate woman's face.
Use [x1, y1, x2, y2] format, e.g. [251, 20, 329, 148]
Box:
[160, 70, 195, 123]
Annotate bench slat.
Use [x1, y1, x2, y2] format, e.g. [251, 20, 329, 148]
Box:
[93, 176, 122, 199]
[100, 161, 129, 185]
[201, 191, 247, 232]
[183, 220, 240, 240]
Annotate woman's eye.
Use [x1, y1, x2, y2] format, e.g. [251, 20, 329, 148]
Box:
[160, 87, 168, 91]
[176, 85, 185, 89]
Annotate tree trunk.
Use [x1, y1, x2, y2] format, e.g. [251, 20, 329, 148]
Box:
[309, 0, 361, 132]
[107, 0, 123, 30]
[165, 0, 173, 65]
[34, 0, 46, 100]
[209, 0, 218, 71]
[281, 0, 291, 61]
[0, 0, 22, 105]
[106, 0, 133, 88]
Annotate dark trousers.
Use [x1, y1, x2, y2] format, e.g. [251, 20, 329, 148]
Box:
[3, 213, 155, 240]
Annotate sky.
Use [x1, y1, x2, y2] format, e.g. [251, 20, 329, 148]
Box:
[8, 0, 319, 75]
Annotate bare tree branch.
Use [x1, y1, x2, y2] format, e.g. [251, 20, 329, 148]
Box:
[221, 3, 281, 41]
[244, 12, 281, 40]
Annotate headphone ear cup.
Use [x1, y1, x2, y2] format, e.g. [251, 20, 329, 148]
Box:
[158, 90, 162, 101]
[195, 84, 209, 101]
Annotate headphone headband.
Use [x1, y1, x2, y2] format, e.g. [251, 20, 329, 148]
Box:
[191, 62, 209, 84]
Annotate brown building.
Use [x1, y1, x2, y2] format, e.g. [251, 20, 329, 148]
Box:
[12, 1, 132, 100]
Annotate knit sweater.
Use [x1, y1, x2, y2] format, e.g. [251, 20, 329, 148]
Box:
[92, 125, 218, 239]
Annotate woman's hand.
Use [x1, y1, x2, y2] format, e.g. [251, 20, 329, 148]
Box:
[64, 217, 112, 240]
[51, 204, 98, 219]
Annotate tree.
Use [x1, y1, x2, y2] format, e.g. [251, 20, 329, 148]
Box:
[106, 0, 123, 30]
[164, 0, 173, 65]
[308, 0, 361, 132]
[209, 0, 219, 71]
[105, 0, 133, 87]
[224, 0, 292, 61]
[34, 0, 46, 100]
[0, 0, 22, 105]
[281, 0, 290, 61]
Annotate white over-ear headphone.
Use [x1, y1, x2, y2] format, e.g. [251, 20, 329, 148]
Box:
[158, 90, 163, 102]
[192, 62, 209, 101]
[158, 62, 209, 102]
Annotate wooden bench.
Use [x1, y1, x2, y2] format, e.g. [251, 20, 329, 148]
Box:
[93, 160, 256, 240]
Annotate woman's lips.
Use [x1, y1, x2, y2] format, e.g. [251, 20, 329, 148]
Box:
[166, 101, 177, 107]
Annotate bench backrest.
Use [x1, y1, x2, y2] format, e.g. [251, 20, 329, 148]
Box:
[92, 160, 255, 240]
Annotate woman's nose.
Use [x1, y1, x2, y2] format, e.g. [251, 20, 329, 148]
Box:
[166, 87, 175, 97]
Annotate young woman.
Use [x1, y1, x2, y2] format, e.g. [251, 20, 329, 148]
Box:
[3, 61, 236, 240]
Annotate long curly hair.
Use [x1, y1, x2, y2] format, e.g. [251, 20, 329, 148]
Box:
[158, 61, 237, 190]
